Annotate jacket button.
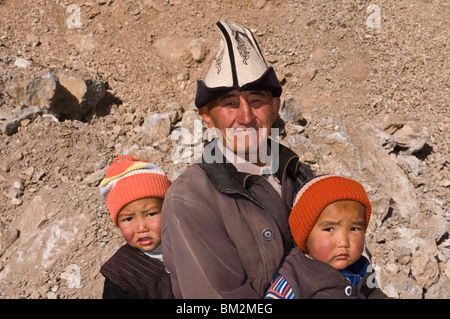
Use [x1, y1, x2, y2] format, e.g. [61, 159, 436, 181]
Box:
[344, 286, 352, 296]
[262, 228, 274, 240]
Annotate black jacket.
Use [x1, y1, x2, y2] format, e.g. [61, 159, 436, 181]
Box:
[100, 244, 174, 299]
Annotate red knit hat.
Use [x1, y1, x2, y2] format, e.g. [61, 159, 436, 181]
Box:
[99, 155, 172, 226]
[289, 175, 371, 253]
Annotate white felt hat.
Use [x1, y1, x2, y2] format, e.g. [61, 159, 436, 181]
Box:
[195, 21, 282, 108]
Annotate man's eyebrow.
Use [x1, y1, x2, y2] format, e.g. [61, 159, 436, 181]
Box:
[248, 91, 266, 96]
[218, 92, 238, 100]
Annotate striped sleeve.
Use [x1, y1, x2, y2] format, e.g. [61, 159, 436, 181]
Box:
[264, 272, 295, 299]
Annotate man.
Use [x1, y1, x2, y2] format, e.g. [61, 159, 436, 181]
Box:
[161, 21, 313, 298]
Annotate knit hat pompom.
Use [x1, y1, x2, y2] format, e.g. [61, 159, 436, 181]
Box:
[289, 175, 371, 254]
[99, 155, 172, 226]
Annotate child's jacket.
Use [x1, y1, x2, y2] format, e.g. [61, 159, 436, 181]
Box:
[100, 244, 174, 299]
[266, 246, 387, 299]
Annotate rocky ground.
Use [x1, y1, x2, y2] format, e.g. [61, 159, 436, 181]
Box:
[0, 0, 448, 299]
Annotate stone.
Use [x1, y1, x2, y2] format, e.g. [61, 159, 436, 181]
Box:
[58, 74, 88, 105]
[393, 122, 430, 155]
[13, 57, 32, 68]
[83, 167, 107, 187]
[396, 154, 424, 187]
[280, 97, 302, 122]
[0, 220, 19, 256]
[424, 278, 450, 299]
[180, 109, 202, 137]
[393, 273, 423, 299]
[60, 264, 82, 289]
[167, 102, 184, 124]
[369, 196, 395, 229]
[13, 181, 24, 191]
[5, 74, 107, 124]
[2, 106, 43, 135]
[55, 74, 107, 120]
[141, 113, 171, 145]
[410, 251, 440, 289]
[188, 38, 208, 63]
[6, 75, 58, 110]
[154, 36, 202, 68]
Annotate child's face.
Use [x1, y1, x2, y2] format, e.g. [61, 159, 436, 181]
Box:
[305, 200, 366, 270]
[117, 197, 163, 252]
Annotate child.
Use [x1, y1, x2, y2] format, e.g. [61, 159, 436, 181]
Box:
[265, 175, 387, 299]
[99, 155, 174, 299]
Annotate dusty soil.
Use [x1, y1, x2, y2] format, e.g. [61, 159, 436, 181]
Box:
[0, 0, 448, 298]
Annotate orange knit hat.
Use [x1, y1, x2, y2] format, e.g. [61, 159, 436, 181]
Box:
[289, 175, 371, 253]
[99, 155, 172, 226]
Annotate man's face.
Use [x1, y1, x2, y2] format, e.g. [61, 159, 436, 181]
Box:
[198, 90, 280, 163]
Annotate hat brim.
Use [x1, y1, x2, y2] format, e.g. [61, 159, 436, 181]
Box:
[195, 66, 282, 108]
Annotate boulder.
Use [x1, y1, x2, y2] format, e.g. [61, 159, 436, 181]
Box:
[7, 74, 58, 111]
[0, 220, 19, 256]
[141, 113, 171, 146]
[6, 73, 107, 123]
[280, 97, 303, 123]
[2, 106, 43, 136]
[393, 122, 430, 155]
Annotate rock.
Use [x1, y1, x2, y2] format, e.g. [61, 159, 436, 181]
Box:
[141, 113, 171, 145]
[188, 38, 208, 63]
[344, 122, 421, 223]
[369, 196, 395, 229]
[83, 167, 107, 187]
[376, 114, 404, 135]
[7, 75, 57, 110]
[154, 36, 204, 68]
[410, 251, 440, 289]
[422, 214, 448, 243]
[180, 109, 202, 135]
[6, 74, 107, 123]
[13, 57, 32, 68]
[60, 264, 82, 289]
[2, 106, 43, 135]
[0, 0, 448, 300]
[166, 102, 184, 124]
[424, 277, 450, 299]
[396, 154, 424, 187]
[280, 97, 302, 122]
[392, 273, 423, 299]
[393, 122, 430, 155]
[395, 245, 412, 265]
[58, 74, 88, 105]
[382, 283, 399, 298]
[53, 74, 107, 120]
[0, 220, 19, 256]
[13, 181, 24, 191]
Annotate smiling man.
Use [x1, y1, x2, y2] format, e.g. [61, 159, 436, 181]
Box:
[199, 89, 278, 166]
[161, 21, 314, 298]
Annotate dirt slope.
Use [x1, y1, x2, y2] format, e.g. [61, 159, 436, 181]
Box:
[0, 0, 448, 298]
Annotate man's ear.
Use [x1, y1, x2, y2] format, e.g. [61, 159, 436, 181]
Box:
[198, 106, 215, 128]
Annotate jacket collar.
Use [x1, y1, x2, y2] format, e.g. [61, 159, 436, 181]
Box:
[197, 138, 300, 195]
